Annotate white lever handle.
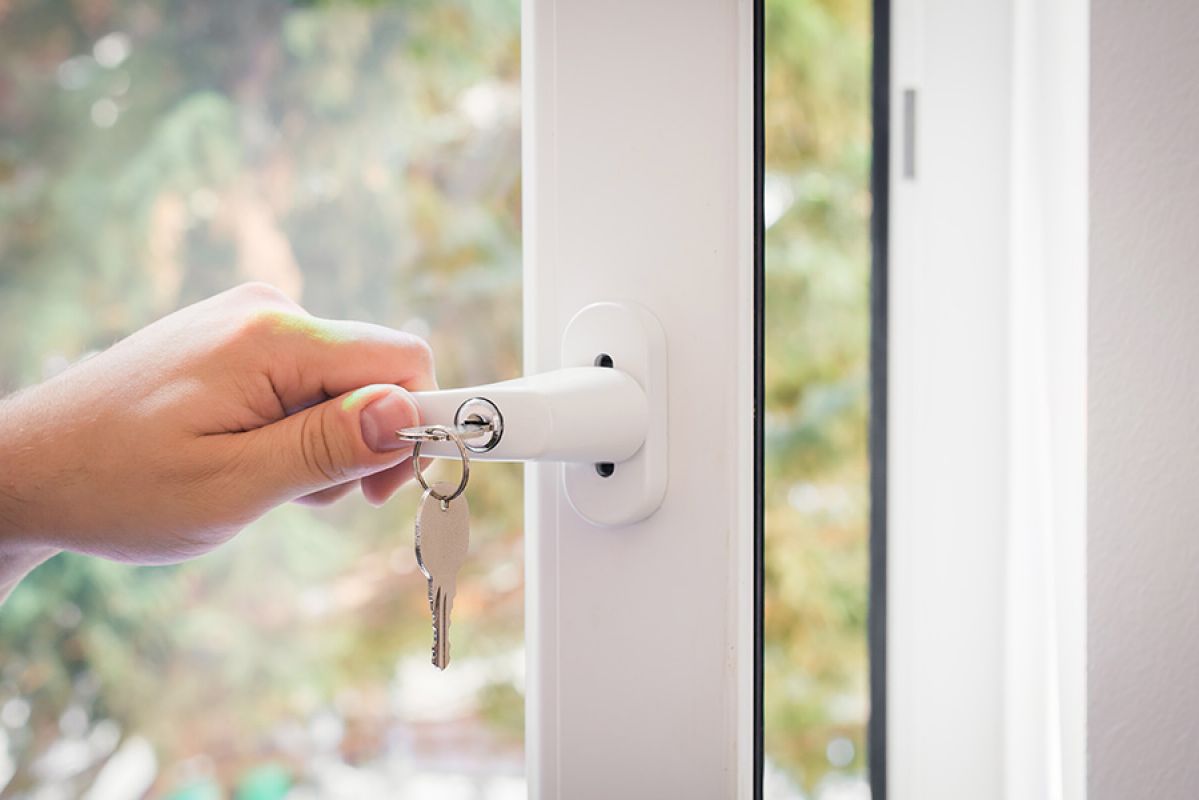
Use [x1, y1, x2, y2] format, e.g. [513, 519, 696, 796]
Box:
[403, 301, 667, 526]
[409, 367, 648, 463]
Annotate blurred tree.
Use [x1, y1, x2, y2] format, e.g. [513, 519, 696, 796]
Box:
[0, 1, 523, 795]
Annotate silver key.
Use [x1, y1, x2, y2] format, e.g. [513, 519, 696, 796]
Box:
[414, 481, 470, 670]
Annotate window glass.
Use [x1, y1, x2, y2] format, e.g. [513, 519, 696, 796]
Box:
[0, 1, 523, 797]
[764, 0, 873, 797]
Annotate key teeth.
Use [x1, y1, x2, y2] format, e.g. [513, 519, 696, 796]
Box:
[431, 586, 449, 670]
[432, 621, 446, 670]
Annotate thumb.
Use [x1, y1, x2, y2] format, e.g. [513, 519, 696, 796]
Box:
[244, 384, 421, 501]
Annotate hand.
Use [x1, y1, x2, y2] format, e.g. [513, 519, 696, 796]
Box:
[0, 283, 436, 591]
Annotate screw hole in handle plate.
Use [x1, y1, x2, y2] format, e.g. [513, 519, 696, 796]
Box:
[561, 302, 668, 527]
[593, 352, 615, 475]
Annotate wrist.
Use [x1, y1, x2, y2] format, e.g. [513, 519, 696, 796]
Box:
[0, 390, 34, 535]
[0, 391, 59, 596]
[0, 401, 28, 540]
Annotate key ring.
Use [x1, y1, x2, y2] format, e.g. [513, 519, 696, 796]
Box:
[405, 424, 470, 508]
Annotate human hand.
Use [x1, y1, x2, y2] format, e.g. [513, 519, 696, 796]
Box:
[0, 283, 436, 589]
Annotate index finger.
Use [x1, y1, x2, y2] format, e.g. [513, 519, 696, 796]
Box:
[253, 313, 438, 413]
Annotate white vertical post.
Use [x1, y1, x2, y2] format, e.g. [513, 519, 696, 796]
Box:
[889, 1, 1086, 798]
[889, 3, 1014, 793]
[522, 1, 757, 797]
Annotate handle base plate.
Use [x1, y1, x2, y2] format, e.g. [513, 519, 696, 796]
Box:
[561, 302, 668, 527]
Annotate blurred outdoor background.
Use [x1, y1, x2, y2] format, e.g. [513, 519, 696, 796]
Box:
[0, 1, 870, 798]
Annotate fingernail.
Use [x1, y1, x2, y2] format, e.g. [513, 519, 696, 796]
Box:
[360, 391, 418, 453]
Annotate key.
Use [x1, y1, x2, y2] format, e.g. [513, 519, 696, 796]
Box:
[414, 480, 470, 670]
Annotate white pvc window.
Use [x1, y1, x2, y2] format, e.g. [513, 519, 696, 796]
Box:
[0, 1, 890, 798]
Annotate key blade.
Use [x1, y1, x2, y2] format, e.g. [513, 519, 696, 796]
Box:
[432, 587, 450, 669]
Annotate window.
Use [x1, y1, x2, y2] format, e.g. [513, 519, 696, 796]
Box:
[1, 1, 882, 796]
[0, 2, 523, 796]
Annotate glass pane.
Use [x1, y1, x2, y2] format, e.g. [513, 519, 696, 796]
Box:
[764, 0, 872, 797]
[0, 1, 523, 797]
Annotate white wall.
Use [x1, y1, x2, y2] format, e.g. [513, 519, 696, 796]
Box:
[1090, 1, 1199, 796]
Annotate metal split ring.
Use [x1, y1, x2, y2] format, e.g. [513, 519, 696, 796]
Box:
[405, 424, 470, 507]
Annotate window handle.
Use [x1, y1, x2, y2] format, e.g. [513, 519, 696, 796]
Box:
[405, 366, 647, 463]
[403, 302, 668, 526]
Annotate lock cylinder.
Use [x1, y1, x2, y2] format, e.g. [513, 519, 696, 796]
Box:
[409, 366, 648, 464]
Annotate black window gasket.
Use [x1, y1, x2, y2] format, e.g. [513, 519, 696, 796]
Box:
[752, 0, 766, 795]
[869, 0, 891, 795]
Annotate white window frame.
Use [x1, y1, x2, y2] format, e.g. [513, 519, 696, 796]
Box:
[888, 0, 1087, 798]
[521, 0, 759, 797]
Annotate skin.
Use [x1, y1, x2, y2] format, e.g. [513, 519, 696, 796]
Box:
[0, 283, 437, 599]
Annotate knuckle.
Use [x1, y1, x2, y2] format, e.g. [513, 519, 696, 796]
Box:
[231, 308, 291, 346]
[233, 281, 291, 305]
[401, 333, 436, 375]
[299, 409, 349, 485]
